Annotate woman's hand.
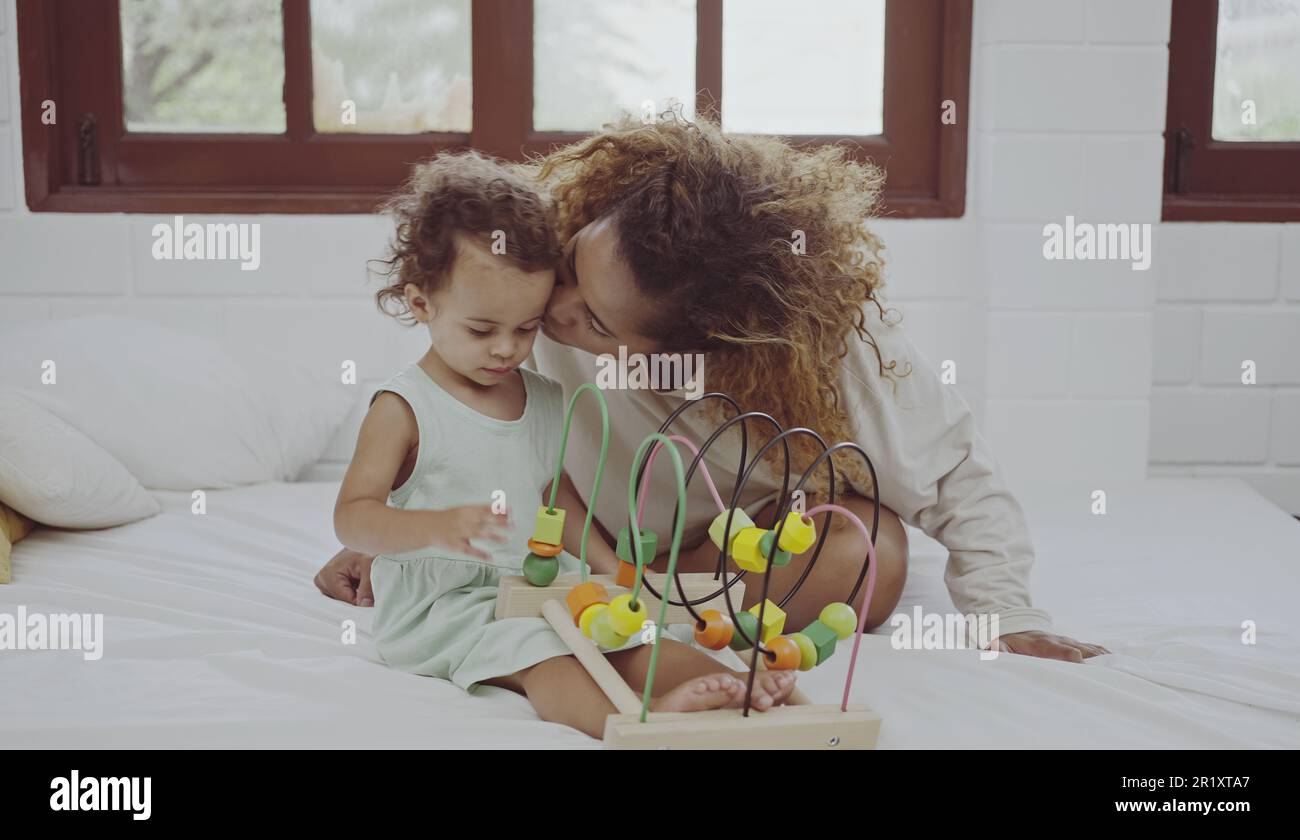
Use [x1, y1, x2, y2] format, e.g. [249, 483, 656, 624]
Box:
[427, 505, 510, 562]
[993, 631, 1111, 662]
[314, 548, 376, 606]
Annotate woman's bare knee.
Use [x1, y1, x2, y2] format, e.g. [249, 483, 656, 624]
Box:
[747, 495, 908, 630]
[858, 504, 908, 629]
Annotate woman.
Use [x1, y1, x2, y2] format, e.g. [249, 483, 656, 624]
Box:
[316, 114, 1106, 663]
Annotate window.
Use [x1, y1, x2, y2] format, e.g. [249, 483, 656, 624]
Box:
[1165, 0, 1300, 221]
[18, 0, 970, 216]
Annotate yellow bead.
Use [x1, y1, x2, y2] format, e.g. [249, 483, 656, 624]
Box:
[776, 511, 816, 554]
[533, 505, 566, 546]
[820, 602, 858, 640]
[708, 508, 755, 553]
[789, 632, 818, 671]
[606, 593, 648, 636]
[589, 609, 629, 649]
[748, 598, 786, 643]
[579, 603, 607, 638]
[731, 527, 770, 573]
[566, 581, 609, 624]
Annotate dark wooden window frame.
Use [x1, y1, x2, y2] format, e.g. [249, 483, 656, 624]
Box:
[1164, 0, 1300, 222]
[18, 0, 970, 216]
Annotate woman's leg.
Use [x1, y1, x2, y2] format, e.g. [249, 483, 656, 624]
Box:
[751, 493, 909, 632]
[649, 494, 908, 633]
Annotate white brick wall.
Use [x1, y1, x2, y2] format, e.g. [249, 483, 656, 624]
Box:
[973, 0, 1299, 513]
[1, 0, 1296, 513]
[977, 0, 1169, 494]
[1151, 221, 1300, 510]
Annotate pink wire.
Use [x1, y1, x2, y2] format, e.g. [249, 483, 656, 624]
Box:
[636, 435, 726, 527]
[803, 503, 878, 713]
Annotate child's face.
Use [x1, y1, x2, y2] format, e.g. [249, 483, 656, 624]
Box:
[405, 233, 555, 387]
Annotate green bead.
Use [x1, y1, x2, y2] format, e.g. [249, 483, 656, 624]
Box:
[728, 610, 761, 650]
[789, 632, 818, 671]
[522, 552, 559, 586]
[757, 530, 793, 567]
[615, 527, 659, 567]
[802, 620, 838, 665]
[820, 602, 858, 640]
[589, 609, 629, 650]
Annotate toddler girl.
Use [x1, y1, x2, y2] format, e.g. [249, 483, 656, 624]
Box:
[333, 152, 797, 739]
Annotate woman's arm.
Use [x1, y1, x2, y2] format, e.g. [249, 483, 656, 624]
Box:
[840, 313, 1055, 636]
[334, 392, 507, 560]
[547, 470, 621, 574]
[839, 313, 1108, 659]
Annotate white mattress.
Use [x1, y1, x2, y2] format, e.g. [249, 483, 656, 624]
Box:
[2, 478, 1297, 748]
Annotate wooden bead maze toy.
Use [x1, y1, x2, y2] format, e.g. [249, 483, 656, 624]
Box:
[496, 385, 884, 749]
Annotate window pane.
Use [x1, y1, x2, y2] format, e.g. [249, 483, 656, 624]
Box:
[723, 0, 884, 136]
[1212, 0, 1300, 141]
[120, 0, 286, 133]
[312, 0, 471, 134]
[534, 0, 696, 132]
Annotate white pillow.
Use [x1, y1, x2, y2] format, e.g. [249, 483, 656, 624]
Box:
[0, 390, 160, 528]
[0, 316, 353, 490]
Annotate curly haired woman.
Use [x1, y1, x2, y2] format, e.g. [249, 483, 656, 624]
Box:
[316, 113, 1108, 666]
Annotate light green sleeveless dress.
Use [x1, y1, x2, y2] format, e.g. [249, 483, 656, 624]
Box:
[368, 362, 688, 694]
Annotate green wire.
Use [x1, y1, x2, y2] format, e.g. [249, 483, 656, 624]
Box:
[626, 433, 688, 723]
[547, 383, 609, 583]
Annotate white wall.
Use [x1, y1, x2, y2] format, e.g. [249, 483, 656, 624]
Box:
[973, 0, 1168, 496]
[1, 0, 1296, 513]
[1149, 226, 1300, 514]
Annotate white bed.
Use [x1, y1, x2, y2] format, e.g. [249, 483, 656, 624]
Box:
[2, 477, 1297, 749]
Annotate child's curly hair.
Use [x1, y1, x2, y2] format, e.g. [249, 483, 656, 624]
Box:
[531, 112, 909, 500]
[374, 150, 562, 323]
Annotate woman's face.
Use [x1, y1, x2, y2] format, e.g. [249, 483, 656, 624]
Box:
[541, 215, 663, 358]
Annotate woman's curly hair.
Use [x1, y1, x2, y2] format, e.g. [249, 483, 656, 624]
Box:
[530, 112, 909, 500]
[374, 150, 562, 323]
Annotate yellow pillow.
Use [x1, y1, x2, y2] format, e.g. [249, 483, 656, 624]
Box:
[0, 502, 35, 584]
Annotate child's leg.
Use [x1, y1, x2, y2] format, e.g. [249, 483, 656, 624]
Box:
[482, 641, 797, 739]
[606, 638, 797, 712]
[482, 659, 640, 738]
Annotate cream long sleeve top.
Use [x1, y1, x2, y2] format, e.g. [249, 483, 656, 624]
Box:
[529, 302, 1054, 637]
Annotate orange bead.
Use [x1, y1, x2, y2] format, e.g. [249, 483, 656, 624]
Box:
[526, 538, 563, 558]
[615, 559, 637, 588]
[765, 635, 802, 670]
[693, 609, 735, 650]
[565, 581, 609, 625]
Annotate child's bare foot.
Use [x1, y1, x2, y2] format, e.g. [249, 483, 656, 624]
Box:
[730, 670, 798, 711]
[651, 673, 745, 713]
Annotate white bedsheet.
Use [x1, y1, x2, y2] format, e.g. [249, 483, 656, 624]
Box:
[2, 478, 1297, 748]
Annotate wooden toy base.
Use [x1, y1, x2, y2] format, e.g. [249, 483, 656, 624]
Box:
[603, 703, 881, 750]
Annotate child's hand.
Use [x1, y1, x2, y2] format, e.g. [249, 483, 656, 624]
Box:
[426, 505, 511, 561]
